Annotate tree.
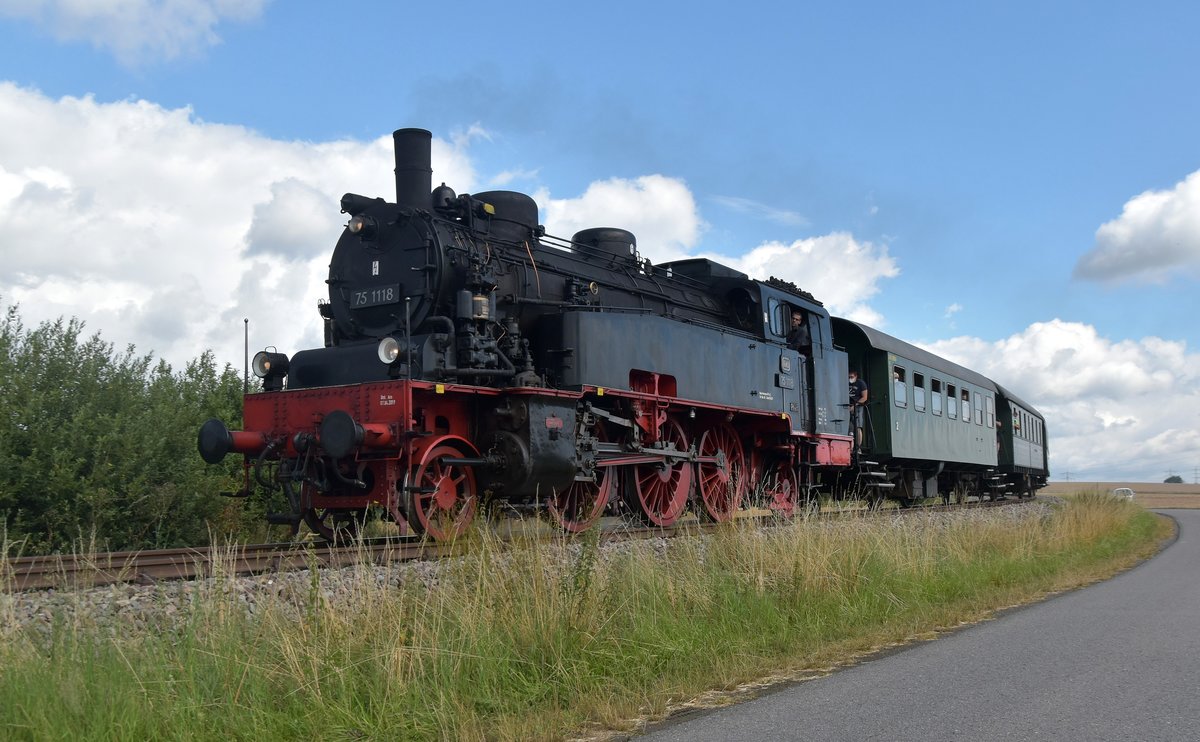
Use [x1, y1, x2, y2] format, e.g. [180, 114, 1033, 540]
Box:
[0, 301, 254, 554]
[1165, 475, 1184, 484]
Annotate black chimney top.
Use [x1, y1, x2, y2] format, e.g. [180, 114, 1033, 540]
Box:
[392, 128, 432, 210]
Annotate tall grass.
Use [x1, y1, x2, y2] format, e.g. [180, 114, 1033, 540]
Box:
[0, 496, 1165, 741]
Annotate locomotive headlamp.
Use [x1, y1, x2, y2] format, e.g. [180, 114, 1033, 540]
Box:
[252, 351, 290, 378]
[252, 350, 290, 392]
[347, 215, 376, 238]
[377, 336, 401, 364]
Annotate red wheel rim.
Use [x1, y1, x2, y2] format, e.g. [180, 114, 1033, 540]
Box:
[406, 444, 478, 540]
[548, 474, 613, 533]
[302, 504, 363, 543]
[763, 460, 798, 518]
[628, 418, 692, 527]
[548, 424, 613, 533]
[697, 424, 746, 522]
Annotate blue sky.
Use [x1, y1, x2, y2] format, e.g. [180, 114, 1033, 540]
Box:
[1, 0, 1197, 482]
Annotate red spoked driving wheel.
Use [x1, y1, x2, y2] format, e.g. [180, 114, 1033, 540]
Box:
[547, 470, 614, 533]
[696, 423, 746, 522]
[403, 442, 478, 541]
[547, 425, 614, 533]
[761, 459, 798, 518]
[302, 503, 365, 543]
[624, 418, 692, 527]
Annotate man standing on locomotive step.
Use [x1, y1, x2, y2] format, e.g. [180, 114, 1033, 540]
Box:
[849, 369, 868, 450]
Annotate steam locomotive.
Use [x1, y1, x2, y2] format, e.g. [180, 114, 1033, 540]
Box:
[198, 128, 1048, 541]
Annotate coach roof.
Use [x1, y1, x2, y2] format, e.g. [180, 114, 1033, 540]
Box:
[993, 382, 1044, 419]
[833, 319, 997, 392]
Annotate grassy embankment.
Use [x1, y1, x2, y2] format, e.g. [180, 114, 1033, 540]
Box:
[0, 495, 1168, 741]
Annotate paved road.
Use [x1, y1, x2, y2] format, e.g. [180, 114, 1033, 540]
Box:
[640, 510, 1200, 742]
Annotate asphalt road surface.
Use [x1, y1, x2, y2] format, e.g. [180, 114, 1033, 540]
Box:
[639, 510, 1198, 742]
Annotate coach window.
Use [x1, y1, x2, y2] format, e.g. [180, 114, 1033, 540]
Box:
[1012, 410, 1021, 438]
[893, 366, 908, 408]
[931, 379, 943, 416]
[985, 395, 995, 428]
[947, 384, 958, 419]
[974, 393, 984, 425]
[913, 373, 926, 412]
[961, 390, 971, 424]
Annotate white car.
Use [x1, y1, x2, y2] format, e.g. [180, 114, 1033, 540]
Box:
[1111, 487, 1135, 500]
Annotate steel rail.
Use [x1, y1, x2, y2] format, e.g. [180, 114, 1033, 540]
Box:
[3, 497, 1032, 592]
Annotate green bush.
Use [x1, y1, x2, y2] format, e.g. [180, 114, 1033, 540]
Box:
[0, 302, 255, 554]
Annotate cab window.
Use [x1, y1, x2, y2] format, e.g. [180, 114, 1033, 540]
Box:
[767, 298, 787, 337]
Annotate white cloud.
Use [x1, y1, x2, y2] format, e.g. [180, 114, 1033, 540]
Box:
[0, 0, 270, 65]
[244, 178, 339, 260]
[488, 168, 540, 188]
[536, 175, 704, 263]
[0, 83, 902, 390]
[537, 179, 895, 323]
[711, 195, 808, 227]
[720, 233, 900, 325]
[1076, 169, 1200, 282]
[924, 320, 1200, 481]
[0, 83, 475, 369]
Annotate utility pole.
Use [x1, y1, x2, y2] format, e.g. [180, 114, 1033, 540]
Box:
[243, 318, 249, 394]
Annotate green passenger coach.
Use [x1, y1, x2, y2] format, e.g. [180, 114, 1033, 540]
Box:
[830, 319, 1041, 503]
[995, 383, 1049, 497]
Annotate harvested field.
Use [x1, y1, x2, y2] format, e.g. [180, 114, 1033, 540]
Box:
[1041, 481, 1200, 509]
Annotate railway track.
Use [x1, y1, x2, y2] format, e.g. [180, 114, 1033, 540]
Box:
[3, 497, 1032, 592]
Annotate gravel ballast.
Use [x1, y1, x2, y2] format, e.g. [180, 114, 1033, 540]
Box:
[1, 501, 1055, 641]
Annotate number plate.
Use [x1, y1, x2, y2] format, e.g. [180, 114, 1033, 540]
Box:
[350, 285, 400, 308]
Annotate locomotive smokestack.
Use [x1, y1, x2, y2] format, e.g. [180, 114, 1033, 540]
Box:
[393, 128, 432, 210]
